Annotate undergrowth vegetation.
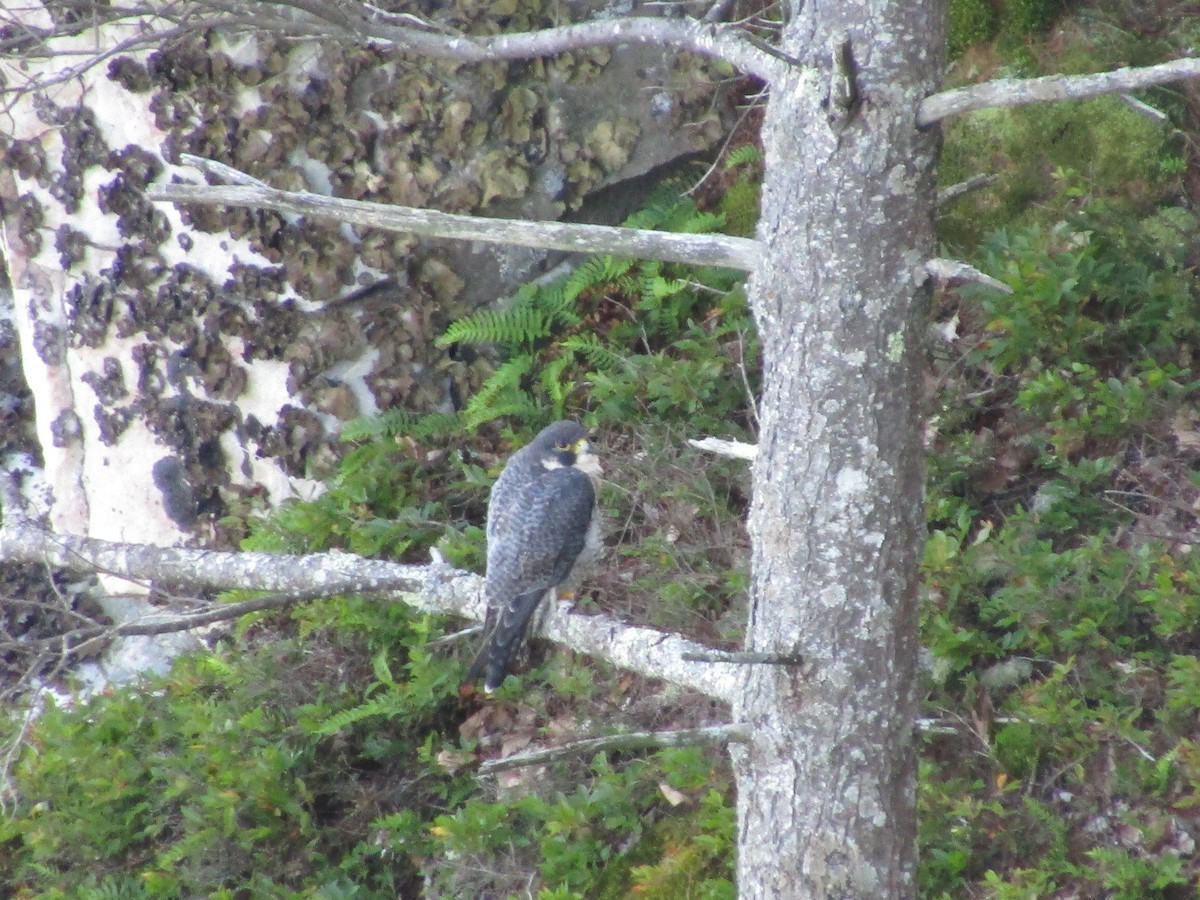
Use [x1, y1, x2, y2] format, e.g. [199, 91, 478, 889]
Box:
[5, 2, 1200, 897]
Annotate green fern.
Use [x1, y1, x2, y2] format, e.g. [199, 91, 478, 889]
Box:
[560, 334, 634, 375]
[723, 144, 764, 170]
[340, 409, 460, 443]
[461, 355, 533, 422]
[636, 266, 696, 336]
[314, 692, 407, 735]
[437, 304, 551, 349]
[619, 176, 703, 231]
[674, 210, 725, 234]
[461, 356, 550, 429]
[540, 353, 578, 419]
[464, 394, 541, 430]
[537, 279, 585, 329]
[78, 878, 152, 900]
[563, 256, 635, 301]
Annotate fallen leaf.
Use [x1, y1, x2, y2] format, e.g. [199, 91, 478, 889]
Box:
[435, 749, 474, 774]
[659, 783, 688, 807]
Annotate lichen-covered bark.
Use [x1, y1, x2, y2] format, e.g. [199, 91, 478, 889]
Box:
[735, 1, 944, 895]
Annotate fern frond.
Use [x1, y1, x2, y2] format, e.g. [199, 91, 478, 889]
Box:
[462, 356, 538, 428]
[674, 210, 725, 235]
[561, 334, 634, 374]
[466, 355, 532, 409]
[536, 280, 584, 329]
[464, 393, 541, 430]
[724, 144, 764, 170]
[563, 256, 635, 301]
[540, 353, 577, 418]
[340, 409, 459, 442]
[314, 693, 404, 735]
[621, 178, 694, 229]
[437, 306, 550, 349]
[641, 273, 690, 302]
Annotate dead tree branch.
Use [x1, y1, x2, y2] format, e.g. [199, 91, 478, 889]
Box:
[0, 519, 742, 702]
[687, 436, 758, 460]
[937, 173, 999, 206]
[2, 0, 786, 87]
[681, 649, 804, 665]
[925, 258, 1013, 294]
[148, 157, 762, 271]
[478, 723, 749, 774]
[919, 56, 1200, 126]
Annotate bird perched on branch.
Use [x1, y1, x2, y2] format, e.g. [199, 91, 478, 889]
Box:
[466, 421, 603, 692]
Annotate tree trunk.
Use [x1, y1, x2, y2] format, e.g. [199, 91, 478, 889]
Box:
[735, 2, 944, 895]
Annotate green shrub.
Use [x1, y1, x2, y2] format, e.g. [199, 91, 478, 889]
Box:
[1, 624, 466, 896]
[949, 0, 998, 57]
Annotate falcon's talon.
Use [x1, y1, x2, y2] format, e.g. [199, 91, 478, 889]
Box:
[465, 421, 604, 693]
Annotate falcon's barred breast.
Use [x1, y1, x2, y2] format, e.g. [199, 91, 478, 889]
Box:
[466, 421, 603, 692]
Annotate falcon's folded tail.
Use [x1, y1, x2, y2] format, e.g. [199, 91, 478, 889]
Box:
[465, 587, 548, 692]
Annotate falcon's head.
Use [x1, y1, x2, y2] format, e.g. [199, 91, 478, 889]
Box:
[532, 420, 602, 477]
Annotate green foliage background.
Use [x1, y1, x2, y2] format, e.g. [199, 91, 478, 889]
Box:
[6, 2, 1200, 897]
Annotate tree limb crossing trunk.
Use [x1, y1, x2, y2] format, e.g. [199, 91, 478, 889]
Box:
[735, 2, 944, 895]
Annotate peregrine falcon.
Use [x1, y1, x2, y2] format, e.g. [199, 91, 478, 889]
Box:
[466, 421, 603, 692]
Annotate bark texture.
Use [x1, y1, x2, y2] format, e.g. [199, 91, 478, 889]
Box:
[735, 1, 944, 895]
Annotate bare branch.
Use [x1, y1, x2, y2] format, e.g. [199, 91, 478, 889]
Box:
[147, 161, 762, 271]
[682, 649, 803, 665]
[478, 723, 749, 773]
[257, 1, 789, 83]
[925, 258, 1013, 294]
[2, 1, 786, 86]
[937, 173, 999, 206]
[0, 519, 433, 600]
[919, 56, 1200, 126]
[182, 154, 272, 189]
[0, 520, 741, 701]
[1118, 93, 1171, 124]
[0, 589, 333, 655]
[687, 436, 758, 460]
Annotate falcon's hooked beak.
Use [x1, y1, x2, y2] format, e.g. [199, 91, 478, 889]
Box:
[573, 437, 603, 478]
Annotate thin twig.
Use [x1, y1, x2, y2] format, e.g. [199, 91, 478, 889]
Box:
[736, 329, 759, 431]
[682, 649, 802, 665]
[478, 723, 749, 773]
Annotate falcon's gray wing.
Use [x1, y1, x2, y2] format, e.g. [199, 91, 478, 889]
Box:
[467, 466, 596, 691]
